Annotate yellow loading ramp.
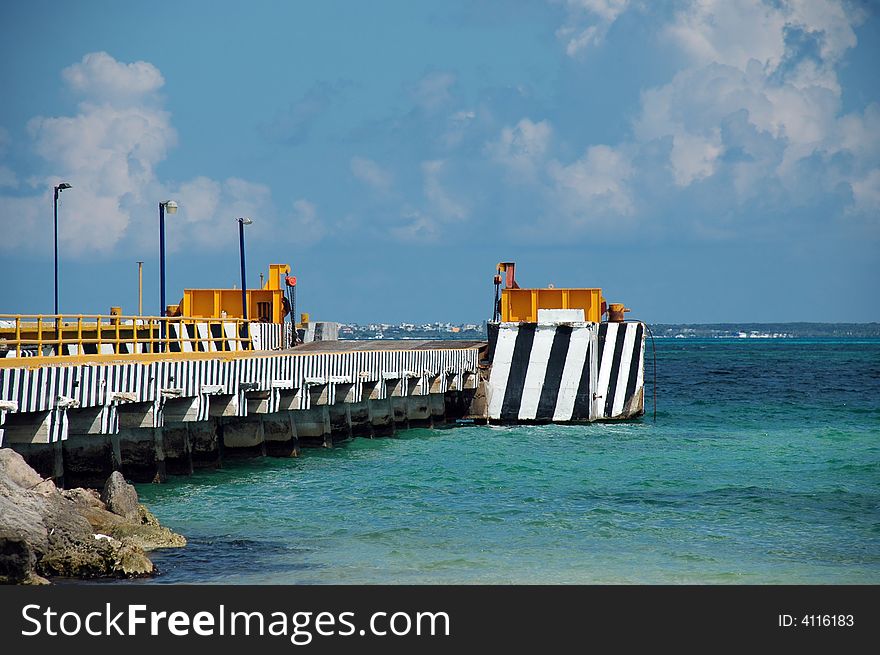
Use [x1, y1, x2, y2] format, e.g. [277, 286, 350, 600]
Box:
[500, 287, 604, 323]
[179, 264, 291, 323]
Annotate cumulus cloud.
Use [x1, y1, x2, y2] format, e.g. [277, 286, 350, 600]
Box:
[61, 52, 165, 105]
[555, 0, 632, 57]
[486, 118, 552, 181]
[390, 211, 440, 243]
[549, 144, 635, 219]
[538, 0, 880, 232]
[167, 177, 274, 250]
[411, 72, 457, 112]
[422, 160, 468, 221]
[0, 52, 177, 254]
[350, 156, 394, 194]
[639, 0, 876, 215]
[850, 169, 880, 219]
[0, 52, 281, 257]
[286, 199, 326, 244]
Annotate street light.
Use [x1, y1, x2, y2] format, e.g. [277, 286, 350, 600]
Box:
[237, 217, 253, 320]
[158, 200, 178, 349]
[53, 182, 72, 315]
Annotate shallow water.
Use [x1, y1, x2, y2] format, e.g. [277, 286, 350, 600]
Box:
[133, 339, 880, 584]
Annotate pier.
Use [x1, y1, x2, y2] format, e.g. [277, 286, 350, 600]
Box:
[0, 262, 647, 489]
[0, 332, 483, 488]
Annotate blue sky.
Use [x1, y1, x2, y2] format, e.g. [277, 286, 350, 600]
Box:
[1, 0, 878, 323]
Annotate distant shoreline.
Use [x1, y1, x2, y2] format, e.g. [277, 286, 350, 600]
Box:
[338, 322, 880, 340]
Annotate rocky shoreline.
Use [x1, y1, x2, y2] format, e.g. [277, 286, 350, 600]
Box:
[0, 449, 185, 585]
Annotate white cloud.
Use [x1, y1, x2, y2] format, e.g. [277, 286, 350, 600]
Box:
[549, 144, 634, 218]
[163, 177, 273, 250]
[390, 211, 440, 243]
[670, 130, 724, 186]
[412, 72, 457, 112]
[350, 156, 393, 194]
[0, 166, 17, 188]
[850, 169, 880, 220]
[664, 0, 788, 71]
[286, 199, 325, 244]
[623, 1, 875, 215]
[61, 52, 165, 105]
[440, 110, 476, 149]
[0, 52, 278, 256]
[555, 0, 631, 57]
[422, 160, 468, 221]
[486, 118, 552, 181]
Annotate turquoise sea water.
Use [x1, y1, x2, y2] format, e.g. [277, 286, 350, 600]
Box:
[135, 339, 880, 584]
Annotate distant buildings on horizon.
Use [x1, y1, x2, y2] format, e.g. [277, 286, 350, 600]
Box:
[336, 321, 880, 340]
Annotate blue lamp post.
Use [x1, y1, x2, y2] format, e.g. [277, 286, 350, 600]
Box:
[237, 217, 253, 320]
[53, 182, 72, 315]
[158, 200, 178, 348]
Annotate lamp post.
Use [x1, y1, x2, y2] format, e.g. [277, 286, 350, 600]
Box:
[53, 182, 72, 315]
[137, 261, 144, 316]
[237, 217, 253, 320]
[158, 200, 178, 348]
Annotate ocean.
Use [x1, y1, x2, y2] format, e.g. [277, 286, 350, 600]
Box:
[133, 338, 880, 584]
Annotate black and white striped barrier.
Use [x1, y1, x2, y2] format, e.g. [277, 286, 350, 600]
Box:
[0, 346, 479, 443]
[487, 321, 645, 423]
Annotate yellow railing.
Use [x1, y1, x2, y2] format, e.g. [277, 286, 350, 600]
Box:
[0, 314, 253, 359]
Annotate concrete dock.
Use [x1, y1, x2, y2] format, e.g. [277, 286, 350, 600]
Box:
[0, 339, 485, 487]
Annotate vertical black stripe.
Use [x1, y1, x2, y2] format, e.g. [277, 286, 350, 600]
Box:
[571, 341, 592, 420]
[535, 326, 572, 420]
[604, 324, 628, 417]
[623, 323, 644, 411]
[500, 324, 536, 421]
[597, 323, 607, 370]
[185, 323, 202, 351]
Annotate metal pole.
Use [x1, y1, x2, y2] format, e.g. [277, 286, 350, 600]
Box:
[239, 219, 247, 319]
[137, 261, 143, 315]
[54, 187, 59, 315]
[159, 203, 166, 348]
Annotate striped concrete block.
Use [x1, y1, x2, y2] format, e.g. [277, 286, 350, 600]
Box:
[487, 321, 645, 423]
[596, 322, 645, 420]
[488, 323, 598, 422]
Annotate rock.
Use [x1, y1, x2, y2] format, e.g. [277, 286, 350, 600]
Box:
[107, 505, 187, 551]
[62, 487, 103, 509]
[0, 448, 44, 490]
[77, 502, 186, 551]
[0, 529, 38, 584]
[113, 541, 153, 576]
[101, 471, 139, 520]
[0, 482, 50, 558]
[0, 452, 184, 584]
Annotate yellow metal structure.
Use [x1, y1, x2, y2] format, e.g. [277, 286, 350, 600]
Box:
[179, 264, 291, 323]
[0, 313, 252, 367]
[495, 261, 606, 323]
[500, 287, 605, 323]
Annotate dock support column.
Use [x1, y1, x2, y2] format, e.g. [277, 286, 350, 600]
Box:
[189, 420, 221, 469]
[429, 393, 446, 426]
[220, 416, 266, 459]
[162, 424, 194, 476]
[264, 412, 300, 457]
[328, 381, 355, 443]
[367, 397, 395, 437]
[289, 407, 332, 448]
[117, 427, 165, 484]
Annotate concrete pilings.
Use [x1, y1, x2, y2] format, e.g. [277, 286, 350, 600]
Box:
[6, 389, 473, 485]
